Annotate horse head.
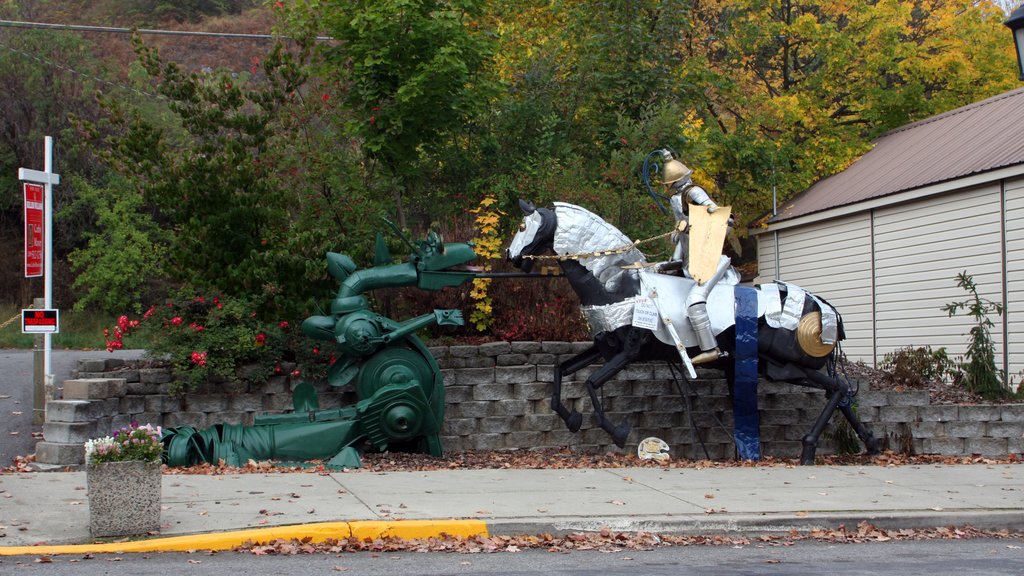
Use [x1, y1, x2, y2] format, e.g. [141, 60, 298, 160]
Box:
[507, 199, 556, 273]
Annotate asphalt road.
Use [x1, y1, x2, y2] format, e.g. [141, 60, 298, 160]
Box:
[0, 539, 1022, 575]
[0, 348, 144, 466]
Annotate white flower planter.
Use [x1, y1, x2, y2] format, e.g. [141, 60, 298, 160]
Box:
[86, 460, 162, 538]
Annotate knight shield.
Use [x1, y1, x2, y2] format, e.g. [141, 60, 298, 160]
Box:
[687, 204, 731, 284]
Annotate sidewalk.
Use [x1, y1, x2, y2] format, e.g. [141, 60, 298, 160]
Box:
[1, 463, 1020, 555]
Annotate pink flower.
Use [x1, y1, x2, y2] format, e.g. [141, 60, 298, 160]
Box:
[190, 322, 205, 332]
[278, 321, 289, 330]
[290, 369, 301, 377]
[255, 332, 267, 347]
[171, 317, 183, 326]
[117, 315, 129, 332]
[190, 351, 207, 367]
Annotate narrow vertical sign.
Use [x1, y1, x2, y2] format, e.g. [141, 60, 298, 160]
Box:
[24, 182, 44, 278]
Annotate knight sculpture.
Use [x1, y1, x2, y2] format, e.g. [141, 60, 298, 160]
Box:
[657, 149, 739, 366]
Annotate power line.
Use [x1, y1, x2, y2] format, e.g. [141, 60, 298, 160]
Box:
[0, 39, 158, 99]
[0, 19, 333, 41]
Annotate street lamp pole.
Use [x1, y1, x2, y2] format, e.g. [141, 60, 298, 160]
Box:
[1005, 5, 1024, 80]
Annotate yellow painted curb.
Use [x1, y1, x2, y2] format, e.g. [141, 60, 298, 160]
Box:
[0, 520, 487, 556]
[349, 519, 488, 540]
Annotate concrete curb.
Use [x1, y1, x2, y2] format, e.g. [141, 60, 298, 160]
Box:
[0, 519, 488, 556]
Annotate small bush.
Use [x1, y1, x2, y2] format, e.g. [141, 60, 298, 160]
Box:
[878, 345, 958, 388]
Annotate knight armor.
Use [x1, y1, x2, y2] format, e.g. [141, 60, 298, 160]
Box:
[660, 149, 724, 364]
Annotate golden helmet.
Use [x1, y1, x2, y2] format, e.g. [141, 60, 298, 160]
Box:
[662, 158, 692, 186]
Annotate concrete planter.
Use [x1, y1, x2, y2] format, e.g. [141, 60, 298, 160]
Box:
[86, 460, 162, 538]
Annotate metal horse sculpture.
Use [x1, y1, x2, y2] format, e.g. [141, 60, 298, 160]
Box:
[507, 201, 880, 464]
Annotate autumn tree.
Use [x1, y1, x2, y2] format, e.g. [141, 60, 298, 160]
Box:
[319, 0, 498, 230]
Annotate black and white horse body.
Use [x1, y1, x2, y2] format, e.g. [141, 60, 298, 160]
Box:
[507, 200, 879, 464]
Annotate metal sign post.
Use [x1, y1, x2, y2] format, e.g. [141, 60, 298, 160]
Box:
[19, 136, 60, 425]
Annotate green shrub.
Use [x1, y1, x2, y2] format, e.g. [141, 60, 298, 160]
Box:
[878, 345, 958, 388]
[941, 271, 1012, 401]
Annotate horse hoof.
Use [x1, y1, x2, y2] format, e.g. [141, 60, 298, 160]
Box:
[566, 411, 583, 432]
[611, 422, 631, 448]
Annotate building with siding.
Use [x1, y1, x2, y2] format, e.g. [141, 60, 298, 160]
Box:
[754, 87, 1024, 388]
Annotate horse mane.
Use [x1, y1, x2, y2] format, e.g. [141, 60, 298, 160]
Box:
[552, 202, 646, 265]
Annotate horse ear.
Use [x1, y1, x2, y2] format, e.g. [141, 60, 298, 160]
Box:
[518, 199, 536, 215]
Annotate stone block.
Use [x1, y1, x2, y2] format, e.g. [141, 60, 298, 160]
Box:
[442, 418, 478, 436]
[62, 379, 112, 400]
[879, 405, 918, 423]
[472, 383, 512, 402]
[163, 412, 208, 428]
[145, 395, 183, 413]
[444, 385, 473, 403]
[216, 411, 254, 426]
[110, 414, 132, 432]
[252, 376, 288, 395]
[607, 395, 646, 413]
[263, 393, 293, 412]
[126, 381, 165, 395]
[45, 400, 105, 423]
[78, 359, 107, 373]
[513, 382, 550, 401]
[1009, 437, 1023, 455]
[43, 421, 99, 444]
[449, 345, 479, 358]
[469, 433, 506, 451]
[922, 437, 965, 455]
[139, 368, 173, 384]
[527, 353, 557, 365]
[620, 364, 654, 381]
[491, 399, 530, 417]
[1000, 405, 1024, 422]
[132, 413, 163, 427]
[496, 353, 529, 366]
[985, 421, 1024, 439]
[907, 420, 941, 439]
[525, 413, 560, 431]
[185, 394, 228, 413]
[918, 405, 959, 422]
[119, 395, 146, 415]
[456, 367, 495, 386]
[477, 414, 516, 432]
[946, 421, 985, 438]
[536, 365, 556, 383]
[854, 390, 888, 408]
[760, 409, 800, 426]
[638, 411, 677, 429]
[965, 437, 1008, 456]
[570, 342, 592, 354]
[226, 394, 263, 412]
[541, 341, 573, 354]
[495, 366, 535, 384]
[959, 405, 1003, 422]
[505, 431, 544, 449]
[457, 401, 493, 418]
[479, 341, 511, 356]
[35, 441, 85, 465]
[510, 342, 543, 354]
[889, 391, 930, 406]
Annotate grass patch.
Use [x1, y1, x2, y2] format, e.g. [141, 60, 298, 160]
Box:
[0, 304, 152, 350]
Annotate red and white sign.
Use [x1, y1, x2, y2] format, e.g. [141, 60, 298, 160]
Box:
[23, 182, 44, 278]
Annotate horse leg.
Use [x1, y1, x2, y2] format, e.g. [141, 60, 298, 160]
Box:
[800, 369, 849, 465]
[552, 345, 604, 432]
[583, 352, 633, 447]
[838, 404, 881, 455]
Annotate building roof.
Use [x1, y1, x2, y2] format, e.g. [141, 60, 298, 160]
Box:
[771, 87, 1024, 223]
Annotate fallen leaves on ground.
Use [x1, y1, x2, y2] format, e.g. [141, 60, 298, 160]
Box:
[234, 522, 1022, 556]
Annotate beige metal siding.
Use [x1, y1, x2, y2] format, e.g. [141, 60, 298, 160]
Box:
[756, 232, 777, 280]
[758, 214, 875, 362]
[872, 186, 1005, 370]
[1005, 177, 1024, 388]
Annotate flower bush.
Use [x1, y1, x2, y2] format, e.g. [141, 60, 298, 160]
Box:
[103, 289, 311, 396]
[85, 422, 163, 464]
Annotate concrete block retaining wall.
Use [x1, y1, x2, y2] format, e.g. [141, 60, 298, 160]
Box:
[36, 342, 1024, 465]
